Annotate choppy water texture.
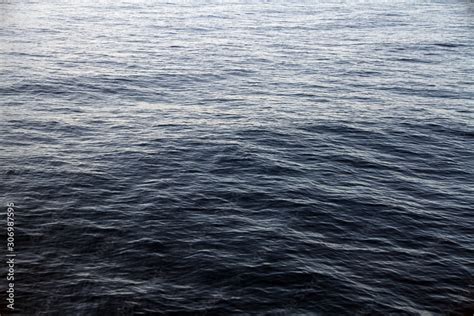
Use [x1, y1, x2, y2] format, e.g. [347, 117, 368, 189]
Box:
[1, 1, 473, 315]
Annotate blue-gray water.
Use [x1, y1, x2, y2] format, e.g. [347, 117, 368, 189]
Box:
[1, 1, 473, 315]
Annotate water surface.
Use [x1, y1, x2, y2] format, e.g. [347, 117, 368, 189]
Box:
[1, 1, 473, 315]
